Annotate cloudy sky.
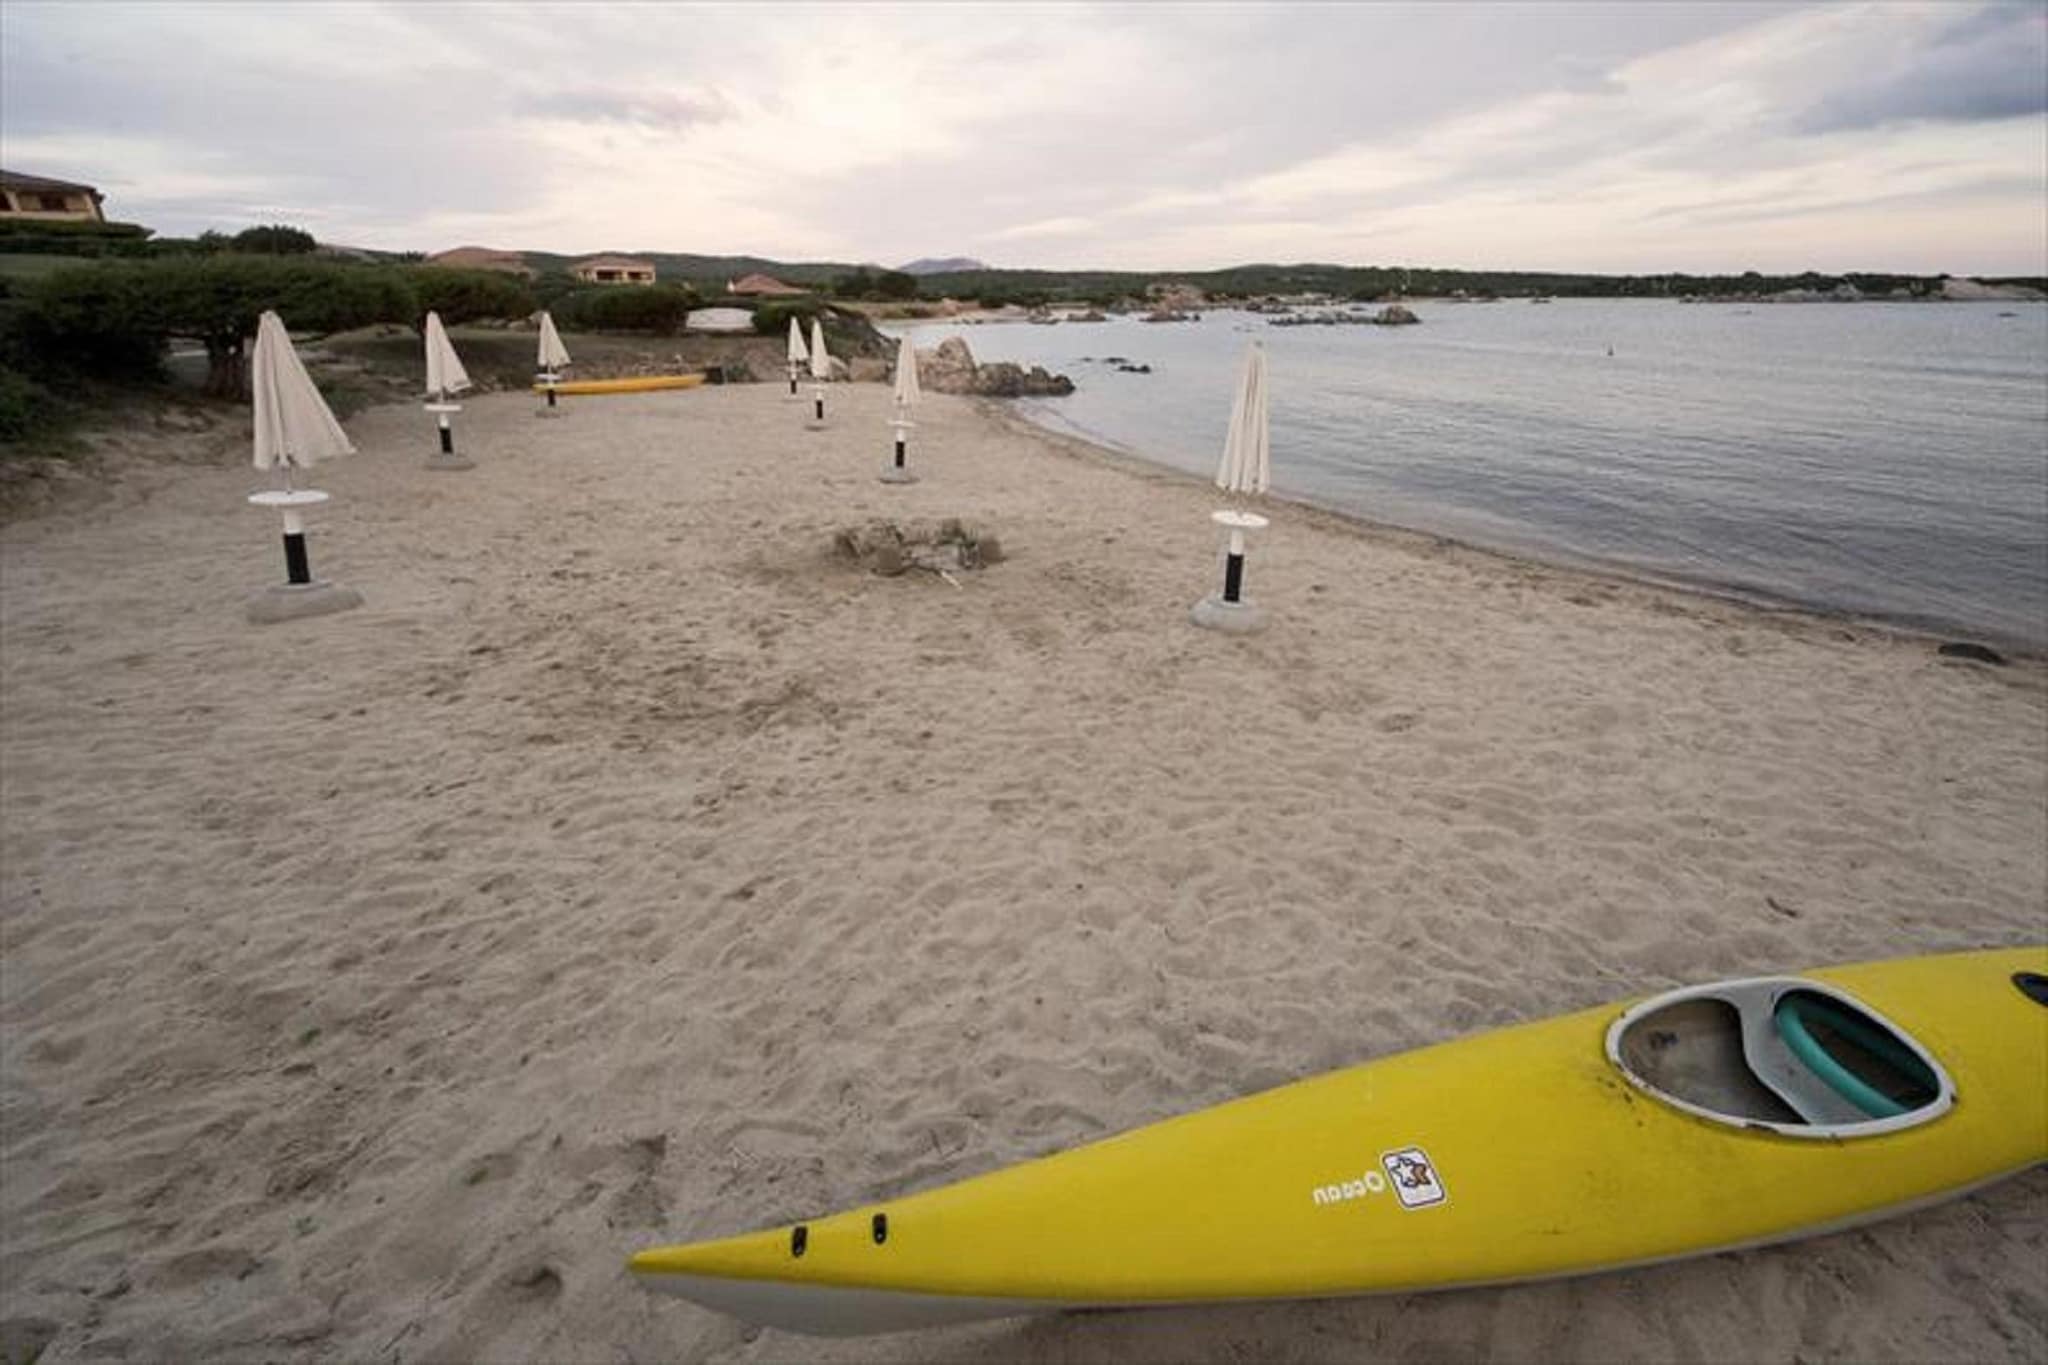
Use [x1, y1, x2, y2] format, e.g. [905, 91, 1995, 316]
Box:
[3, 1, 2043, 275]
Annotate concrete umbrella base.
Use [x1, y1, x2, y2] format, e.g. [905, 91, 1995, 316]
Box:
[426, 450, 476, 471]
[248, 580, 364, 625]
[1189, 595, 1267, 634]
[879, 465, 919, 485]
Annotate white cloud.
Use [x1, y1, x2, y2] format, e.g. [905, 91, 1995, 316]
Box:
[991, 217, 1095, 241]
[1, 1, 2040, 274]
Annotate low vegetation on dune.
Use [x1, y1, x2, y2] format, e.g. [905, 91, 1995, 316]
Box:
[0, 226, 900, 469]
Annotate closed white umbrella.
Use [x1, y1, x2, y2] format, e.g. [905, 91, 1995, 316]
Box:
[1192, 341, 1272, 633]
[809, 318, 832, 380]
[536, 311, 571, 414]
[807, 318, 832, 425]
[785, 315, 809, 396]
[892, 332, 921, 410]
[1214, 341, 1270, 495]
[882, 332, 921, 485]
[537, 312, 571, 371]
[422, 311, 474, 469]
[245, 310, 362, 622]
[252, 310, 352, 476]
[423, 311, 472, 399]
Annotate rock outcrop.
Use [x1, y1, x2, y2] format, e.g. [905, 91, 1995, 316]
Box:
[916, 338, 1074, 397]
[1371, 304, 1421, 326]
[1941, 277, 2047, 301]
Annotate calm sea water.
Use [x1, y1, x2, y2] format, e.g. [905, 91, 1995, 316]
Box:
[889, 300, 2048, 647]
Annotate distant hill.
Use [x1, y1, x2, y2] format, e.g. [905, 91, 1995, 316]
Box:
[396, 242, 2047, 304]
[898, 257, 989, 276]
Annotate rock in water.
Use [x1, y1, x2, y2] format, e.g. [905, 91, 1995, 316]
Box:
[1372, 304, 1420, 326]
[918, 338, 980, 393]
[915, 337, 1074, 396]
[1937, 642, 2007, 666]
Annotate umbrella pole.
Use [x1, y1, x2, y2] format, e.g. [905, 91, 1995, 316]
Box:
[280, 504, 312, 586]
[813, 385, 825, 424]
[881, 416, 917, 484]
[1222, 525, 1248, 603]
[438, 409, 455, 456]
[789, 364, 799, 397]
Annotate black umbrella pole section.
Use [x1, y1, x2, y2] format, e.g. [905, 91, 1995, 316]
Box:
[1221, 526, 1248, 603]
[813, 388, 825, 423]
[546, 386, 558, 409]
[789, 368, 799, 396]
[280, 507, 312, 586]
[894, 434, 907, 469]
[437, 413, 455, 456]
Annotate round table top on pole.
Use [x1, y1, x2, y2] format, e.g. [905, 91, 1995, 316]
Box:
[423, 401, 463, 414]
[1212, 509, 1270, 531]
[248, 489, 330, 509]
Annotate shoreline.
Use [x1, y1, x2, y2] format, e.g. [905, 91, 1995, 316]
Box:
[874, 297, 2048, 656]
[973, 396, 2046, 663]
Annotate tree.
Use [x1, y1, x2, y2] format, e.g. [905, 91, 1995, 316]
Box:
[554, 283, 701, 334]
[751, 300, 819, 336]
[24, 257, 416, 397]
[831, 268, 877, 299]
[231, 224, 318, 255]
[400, 266, 537, 329]
[530, 271, 583, 310]
[874, 270, 919, 301]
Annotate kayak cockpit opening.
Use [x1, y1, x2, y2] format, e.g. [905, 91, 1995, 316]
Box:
[1605, 977, 1954, 1138]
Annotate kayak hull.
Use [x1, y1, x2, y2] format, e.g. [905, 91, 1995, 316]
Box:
[534, 374, 705, 396]
[631, 946, 2048, 1334]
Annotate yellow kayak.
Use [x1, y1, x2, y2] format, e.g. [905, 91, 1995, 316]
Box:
[630, 946, 2047, 1335]
[532, 374, 705, 396]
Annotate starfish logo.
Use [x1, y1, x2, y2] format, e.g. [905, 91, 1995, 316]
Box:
[1380, 1146, 1447, 1209]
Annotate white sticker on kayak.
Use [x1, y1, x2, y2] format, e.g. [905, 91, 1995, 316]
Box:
[1381, 1147, 1447, 1209]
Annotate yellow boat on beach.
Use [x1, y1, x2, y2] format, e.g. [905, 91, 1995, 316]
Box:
[630, 945, 2047, 1336]
[533, 374, 706, 396]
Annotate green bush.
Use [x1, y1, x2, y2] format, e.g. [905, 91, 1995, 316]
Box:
[0, 218, 155, 258]
[400, 265, 536, 328]
[0, 364, 68, 447]
[230, 224, 317, 255]
[554, 283, 700, 335]
[530, 271, 582, 310]
[0, 217, 151, 242]
[751, 299, 818, 336]
[23, 256, 417, 396]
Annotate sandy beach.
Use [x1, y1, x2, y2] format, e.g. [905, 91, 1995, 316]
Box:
[2, 381, 2043, 1363]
